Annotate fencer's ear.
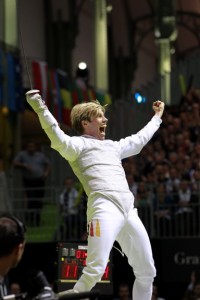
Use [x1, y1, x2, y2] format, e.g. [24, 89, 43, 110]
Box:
[81, 120, 88, 127]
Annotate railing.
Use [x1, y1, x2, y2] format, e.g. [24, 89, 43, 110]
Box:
[9, 185, 59, 243]
[2, 183, 200, 242]
[138, 202, 200, 238]
[6, 184, 87, 243]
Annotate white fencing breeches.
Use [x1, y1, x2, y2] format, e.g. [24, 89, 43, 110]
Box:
[73, 199, 156, 300]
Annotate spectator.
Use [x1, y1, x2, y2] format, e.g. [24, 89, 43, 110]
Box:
[174, 180, 193, 236]
[191, 169, 200, 195]
[9, 282, 22, 295]
[114, 283, 132, 300]
[182, 271, 200, 300]
[151, 284, 165, 300]
[135, 182, 152, 230]
[13, 141, 51, 226]
[0, 163, 12, 213]
[0, 213, 26, 298]
[176, 180, 192, 215]
[153, 183, 174, 236]
[168, 152, 178, 166]
[165, 167, 180, 202]
[59, 177, 79, 240]
[153, 163, 169, 183]
[125, 172, 138, 197]
[193, 282, 200, 300]
[182, 157, 195, 181]
[135, 182, 151, 208]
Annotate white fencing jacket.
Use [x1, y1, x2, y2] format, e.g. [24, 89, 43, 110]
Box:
[27, 93, 162, 216]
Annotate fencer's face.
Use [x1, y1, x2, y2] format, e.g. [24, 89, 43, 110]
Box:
[82, 111, 108, 140]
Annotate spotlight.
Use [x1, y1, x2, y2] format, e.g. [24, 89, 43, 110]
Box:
[106, 5, 113, 13]
[134, 92, 146, 104]
[76, 62, 90, 88]
[78, 62, 87, 70]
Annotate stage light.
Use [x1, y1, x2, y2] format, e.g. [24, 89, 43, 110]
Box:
[78, 62, 87, 70]
[76, 62, 89, 88]
[134, 92, 146, 104]
[106, 5, 113, 13]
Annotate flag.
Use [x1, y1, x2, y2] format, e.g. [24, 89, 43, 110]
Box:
[13, 55, 24, 112]
[95, 90, 112, 105]
[2, 52, 24, 112]
[61, 88, 72, 109]
[48, 69, 62, 122]
[95, 90, 105, 105]
[71, 89, 79, 105]
[0, 48, 6, 107]
[60, 88, 72, 126]
[104, 93, 112, 105]
[6, 52, 16, 111]
[57, 69, 70, 90]
[88, 88, 96, 101]
[73, 82, 84, 103]
[32, 60, 48, 102]
[81, 89, 89, 102]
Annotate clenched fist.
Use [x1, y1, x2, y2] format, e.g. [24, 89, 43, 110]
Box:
[152, 100, 165, 118]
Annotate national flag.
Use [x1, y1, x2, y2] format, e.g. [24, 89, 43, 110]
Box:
[74, 83, 84, 103]
[13, 55, 24, 112]
[6, 52, 15, 111]
[61, 88, 72, 109]
[48, 69, 62, 122]
[81, 89, 89, 102]
[32, 60, 48, 102]
[0, 48, 6, 107]
[104, 93, 112, 105]
[88, 88, 96, 101]
[71, 89, 79, 105]
[2, 52, 24, 112]
[60, 88, 72, 126]
[57, 69, 70, 90]
[95, 90, 105, 105]
[95, 90, 112, 105]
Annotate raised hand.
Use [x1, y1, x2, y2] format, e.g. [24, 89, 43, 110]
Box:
[152, 100, 165, 118]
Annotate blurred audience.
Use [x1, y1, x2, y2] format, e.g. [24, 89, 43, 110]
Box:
[9, 282, 22, 295]
[151, 284, 165, 300]
[13, 141, 51, 226]
[114, 283, 132, 300]
[123, 88, 200, 237]
[182, 271, 200, 300]
[59, 176, 79, 240]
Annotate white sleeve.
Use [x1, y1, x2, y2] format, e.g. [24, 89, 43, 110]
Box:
[26, 92, 83, 161]
[37, 109, 84, 162]
[118, 115, 162, 159]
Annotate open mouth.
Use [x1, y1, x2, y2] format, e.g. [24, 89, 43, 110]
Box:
[99, 125, 106, 135]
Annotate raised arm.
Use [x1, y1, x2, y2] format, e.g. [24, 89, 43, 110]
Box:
[26, 90, 83, 162]
[118, 100, 165, 159]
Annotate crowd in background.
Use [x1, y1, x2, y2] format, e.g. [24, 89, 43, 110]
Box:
[122, 88, 200, 236]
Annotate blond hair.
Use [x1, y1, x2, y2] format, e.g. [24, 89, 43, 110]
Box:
[70, 100, 107, 134]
